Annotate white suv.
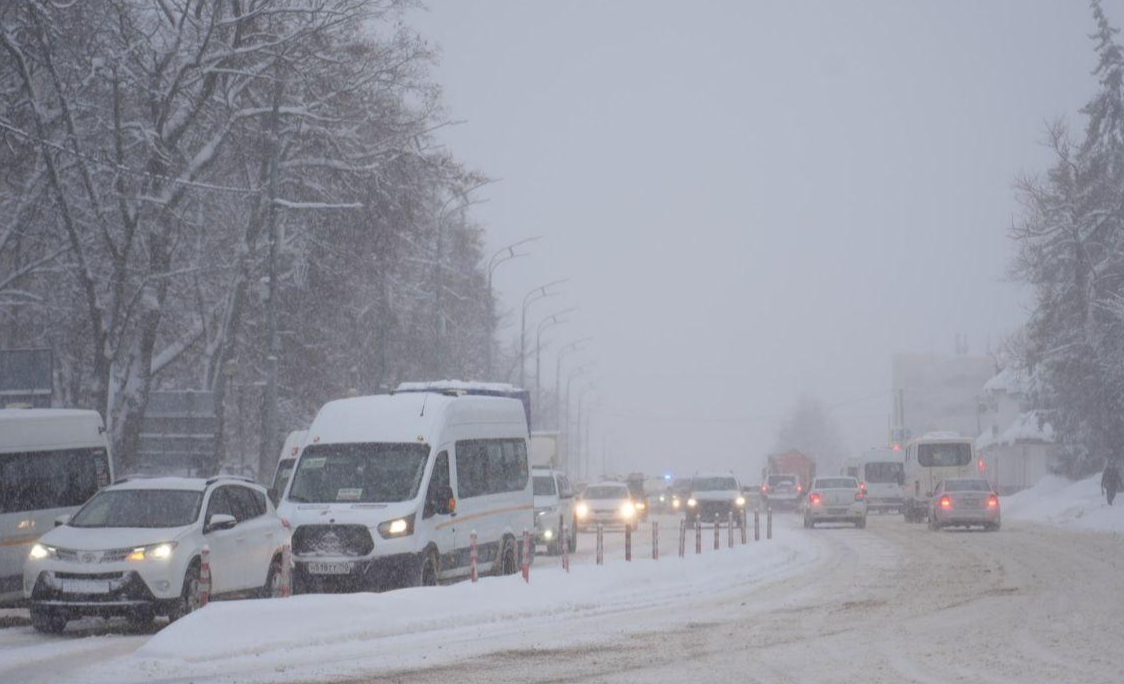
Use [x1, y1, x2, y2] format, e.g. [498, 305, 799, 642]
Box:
[24, 476, 289, 633]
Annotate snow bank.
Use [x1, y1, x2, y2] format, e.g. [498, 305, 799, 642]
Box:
[91, 532, 815, 683]
[1004, 474, 1124, 533]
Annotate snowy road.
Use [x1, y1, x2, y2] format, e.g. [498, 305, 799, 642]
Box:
[2, 513, 1122, 684]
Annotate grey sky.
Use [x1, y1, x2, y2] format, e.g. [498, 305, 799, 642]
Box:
[410, 1, 1106, 481]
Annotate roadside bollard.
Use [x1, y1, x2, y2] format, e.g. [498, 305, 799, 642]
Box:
[678, 519, 686, 558]
[695, 519, 702, 554]
[767, 507, 773, 540]
[625, 523, 633, 561]
[280, 543, 292, 598]
[561, 521, 570, 573]
[470, 530, 479, 583]
[521, 529, 531, 582]
[740, 510, 748, 545]
[199, 545, 211, 607]
[652, 520, 660, 560]
[713, 517, 720, 550]
[596, 524, 604, 565]
[727, 512, 734, 548]
[754, 508, 761, 542]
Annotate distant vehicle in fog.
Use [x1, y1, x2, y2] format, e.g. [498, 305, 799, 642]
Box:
[683, 473, 745, 525]
[843, 448, 905, 513]
[902, 434, 977, 523]
[575, 482, 635, 530]
[927, 478, 1001, 531]
[762, 451, 815, 509]
[270, 430, 307, 505]
[532, 468, 577, 554]
[0, 409, 113, 604]
[803, 477, 867, 529]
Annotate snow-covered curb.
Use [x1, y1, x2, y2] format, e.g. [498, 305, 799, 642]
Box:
[1004, 474, 1124, 533]
[86, 530, 817, 683]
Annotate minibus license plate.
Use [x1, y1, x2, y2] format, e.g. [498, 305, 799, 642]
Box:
[308, 562, 351, 575]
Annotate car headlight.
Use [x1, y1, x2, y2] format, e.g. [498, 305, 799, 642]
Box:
[29, 543, 55, 561]
[620, 502, 636, 519]
[687, 498, 697, 508]
[127, 542, 178, 561]
[377, 513, 415, 539]
[575, 503, 589, 518]
[736, 496, 746, 507]
[672, 498, 681, 509]
[635, 501, 646, 510]
[543, 529, 554, 540]
[659, 495, 666, 502]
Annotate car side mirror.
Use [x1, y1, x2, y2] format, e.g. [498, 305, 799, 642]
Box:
[435, 486, 456, 515]
[205, 513, 237, 533]
[54, 514, 71, 527]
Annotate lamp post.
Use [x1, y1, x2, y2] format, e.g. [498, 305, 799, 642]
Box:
[555, 337, 591, 431]
[534, 307, 577, 417]
[519, 279, 567, 388]
[563, 363, 595, 472]
[485, 237, 541, 379]
[575, 384, 599, 480]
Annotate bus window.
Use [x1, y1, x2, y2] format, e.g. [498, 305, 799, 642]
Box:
[0, 449, 109, 514]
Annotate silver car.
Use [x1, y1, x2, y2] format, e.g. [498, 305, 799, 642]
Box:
[803, 477, 867, 528]
[927, 478, 1001, 531]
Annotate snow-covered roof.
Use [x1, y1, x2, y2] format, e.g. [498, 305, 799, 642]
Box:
[110, 477, 209, 491]
[976, 411, 1054, 451]
[982, 366, 1030, 396]
[395, 380, 524, 393]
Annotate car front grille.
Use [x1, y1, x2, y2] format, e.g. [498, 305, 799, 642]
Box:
[293, 524, 374, 557]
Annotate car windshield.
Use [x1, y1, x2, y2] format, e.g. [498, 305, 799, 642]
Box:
[768, 475, 796, 486]
[918, 443, 972, 467]
[533, 475, 556, 496]
[816, 478, 857, 489]
[70, 489, 203, 528]
[945, 480, 992, 492]
[583, 486, 629, 500]
[864, 462, 904, 483]
[693, 477, 738, 491]
[288, 443, 429, 504]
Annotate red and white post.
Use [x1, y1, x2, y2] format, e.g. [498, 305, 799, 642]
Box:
[470, 530, 479, 583]
[740, 509, 748, 545]
[521, 529, 531, 582]
[754, 508, 761, 542]
[652, 520, 659, 560]
[727, 512, 734, 548]
[713, 517, 720, 550]
[280, 543, 292, 598]
[678, 519, 686, 558]
[561, 520, 570, 573]
[624, 523, 632, 562]
[198, 545, 212, 607]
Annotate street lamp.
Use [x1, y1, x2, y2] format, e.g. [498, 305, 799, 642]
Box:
[485, 237, 541, 379]
[534, 307, 577, 416]
[575, 384, 599, 480]
[563, 363, 595, 472]
[519, 279, 567, 388]
[555, 337, 592, 430]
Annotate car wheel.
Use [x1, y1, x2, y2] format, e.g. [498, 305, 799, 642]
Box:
[419, 549, 438, 587]
[30, 606, 67, 634]
[262, 555, 283, 598]
[168, 561, 202, 623]
[803, 516, 813, 529]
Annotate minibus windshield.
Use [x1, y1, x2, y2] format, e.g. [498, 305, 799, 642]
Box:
[288, 443, 429, 504]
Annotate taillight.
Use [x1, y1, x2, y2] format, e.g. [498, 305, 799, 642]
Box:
[855, 491, 865, 501]
[859, 482, 867, 492]
[796, 484, 803, 493]
[809, 493, 822, 505]
[761, 484, 769, 493]
[987, 494, 999, 508]
[940, 495, 952, 509]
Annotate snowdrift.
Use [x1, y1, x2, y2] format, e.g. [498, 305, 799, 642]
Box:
[1003, 474, 1124, 533]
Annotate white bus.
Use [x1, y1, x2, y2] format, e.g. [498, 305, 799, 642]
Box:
[0, 409, 113, 602]
[269, 429, 307, 505]
[902, 433, 976, 522]
[277, 392, 533, 592]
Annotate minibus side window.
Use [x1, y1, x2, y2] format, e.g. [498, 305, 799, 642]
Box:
[0, 449, 105, 514]
[424, 452, 450, 518]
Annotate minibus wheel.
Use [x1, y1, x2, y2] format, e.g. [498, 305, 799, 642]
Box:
[496, 537, 517, 576]
[420, 550, 438, 587]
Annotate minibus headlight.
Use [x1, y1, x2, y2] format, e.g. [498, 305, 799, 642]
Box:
[687, 498, 697, 508]
[29, 544, 55, 561]
[378, 514, 415, 539]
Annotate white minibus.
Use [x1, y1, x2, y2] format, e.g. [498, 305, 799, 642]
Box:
[0, 409, 113, 602]
[902, 433, 976, 522]
[277, 392, 532, 592]
[269, 429, 307, 505]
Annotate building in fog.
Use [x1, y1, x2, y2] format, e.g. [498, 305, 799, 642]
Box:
[975, 367, 1057, 494]
[890, 352, 995, 443]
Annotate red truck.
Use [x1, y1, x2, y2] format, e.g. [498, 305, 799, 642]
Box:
[761, 451, 817, 510]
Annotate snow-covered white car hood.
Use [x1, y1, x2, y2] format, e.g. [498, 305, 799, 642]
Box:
[692, 489, 740, 502]
[39, 524, 191, 550]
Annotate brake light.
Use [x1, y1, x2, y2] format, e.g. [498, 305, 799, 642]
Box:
[940, 495, 952, 509]
[859, 482, 867, 492]
[809, 493, 822, 505]
[855, 491, 865, 501]
[796, 484, 803, 493]
[761, 484, 769, 493]
[987, 494, 999, 508]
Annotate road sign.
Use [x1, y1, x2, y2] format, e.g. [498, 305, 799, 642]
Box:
[0, 348, 52, 408]
[136, 390, 217, 473]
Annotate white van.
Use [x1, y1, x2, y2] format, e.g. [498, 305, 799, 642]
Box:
[902, 433, 976, 522]
[0, 409, 113, 602]
[277, 392, 532, 592]
[270, 430, 307, 505]
[843, 448, 905, 513]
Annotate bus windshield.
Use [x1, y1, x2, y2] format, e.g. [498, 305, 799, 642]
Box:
[288, 443, 429, 504]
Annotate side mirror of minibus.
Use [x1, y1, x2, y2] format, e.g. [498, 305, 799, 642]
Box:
[205, 513, 237, 533]
[435, 486, 456, 515]
[54, 514, 71, 527]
